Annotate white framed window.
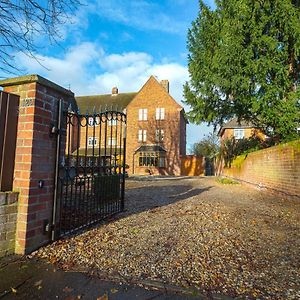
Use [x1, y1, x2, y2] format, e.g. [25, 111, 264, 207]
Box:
[108, 119, 117, 126]
[138, 129, 147, 142]
[138, 152, 165, 167]
[155, 129, 164, 142]
[234, 129, 245, 140]
[88, 117, 95, 126]
[139, 108, 148, 121]
[88, 137, 98, 147]
[108, 138, 117, 146]
[156, 108, 165, 120]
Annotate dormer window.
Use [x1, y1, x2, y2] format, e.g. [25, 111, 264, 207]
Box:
[156, 108, 165, 120]
[139, 109, 148, 121]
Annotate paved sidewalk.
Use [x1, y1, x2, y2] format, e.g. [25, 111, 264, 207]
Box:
[0, 256, 227, 300]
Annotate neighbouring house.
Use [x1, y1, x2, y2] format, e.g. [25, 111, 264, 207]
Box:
[218, 118, 265, 141]
[75, 76, 187, 176]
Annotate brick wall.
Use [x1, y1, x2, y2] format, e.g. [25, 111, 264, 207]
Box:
[0, 75, 74, 254]
[0, 192, 18, 257]
[222, 140, 300, 199]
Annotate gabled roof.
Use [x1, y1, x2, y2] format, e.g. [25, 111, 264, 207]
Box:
[221, 118, 254, 129]
[76, 92, 137, 113]
[219, 118, 255, 136]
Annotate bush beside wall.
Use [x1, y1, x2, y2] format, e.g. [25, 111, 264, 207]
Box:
[222, 140, 300, 199]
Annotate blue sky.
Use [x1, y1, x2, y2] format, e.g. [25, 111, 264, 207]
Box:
[13, 0, 215, 152]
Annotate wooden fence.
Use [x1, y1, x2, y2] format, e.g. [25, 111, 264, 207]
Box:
[0, 91, 19, 191]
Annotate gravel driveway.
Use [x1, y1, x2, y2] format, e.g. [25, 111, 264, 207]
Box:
[34, 177, 300, 299]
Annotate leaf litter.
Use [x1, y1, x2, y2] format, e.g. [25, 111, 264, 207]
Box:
[32, 177, 300, 299]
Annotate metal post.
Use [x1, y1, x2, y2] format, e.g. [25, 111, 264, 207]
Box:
[51, 99, 63, 241]
[121, 120, 126, 210]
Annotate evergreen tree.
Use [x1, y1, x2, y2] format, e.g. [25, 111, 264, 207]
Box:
[184, 0, 300, 141]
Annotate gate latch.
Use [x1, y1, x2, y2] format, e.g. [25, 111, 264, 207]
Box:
[43, 220, 54, 234]
[50, 125, 59, 135]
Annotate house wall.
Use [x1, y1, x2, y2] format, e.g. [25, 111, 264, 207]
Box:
[179, 111, 187, 156]
[222, 140, 300, 200]
[221, 128, 265, 140]
[126, 76, 184, 176]
[77, 121, 124, 151]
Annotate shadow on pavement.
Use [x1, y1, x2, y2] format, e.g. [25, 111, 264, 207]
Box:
[0, 256, 217, 300]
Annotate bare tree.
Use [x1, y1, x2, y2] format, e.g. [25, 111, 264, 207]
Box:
[0, 0, 81, 74]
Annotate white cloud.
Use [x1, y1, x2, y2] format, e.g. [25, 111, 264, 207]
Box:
[15, 42, 212, 146]
[16, 42, 188, 101]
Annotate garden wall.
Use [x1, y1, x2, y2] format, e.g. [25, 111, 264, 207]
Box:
[0, 192, 18, 257]
[0, 75, 74, 255]
[222, 140, 300, 199]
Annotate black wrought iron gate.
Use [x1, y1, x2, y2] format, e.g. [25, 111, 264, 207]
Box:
[52, 100, 127, 239]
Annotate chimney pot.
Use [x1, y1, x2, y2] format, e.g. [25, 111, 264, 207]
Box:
[112, 87, 118, 95]
[160, 80, 169, 93]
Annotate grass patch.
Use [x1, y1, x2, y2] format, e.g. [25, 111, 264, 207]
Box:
[217, 177, 240, 185]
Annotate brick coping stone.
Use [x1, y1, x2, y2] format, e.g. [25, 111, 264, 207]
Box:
[0, 74, 74, 97]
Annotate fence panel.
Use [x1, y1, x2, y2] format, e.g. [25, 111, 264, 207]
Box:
[0, 91, 19, 191]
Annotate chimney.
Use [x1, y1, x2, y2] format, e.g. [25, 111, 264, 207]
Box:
[160, 80, 169, 93]
[112, 87, 118, 96]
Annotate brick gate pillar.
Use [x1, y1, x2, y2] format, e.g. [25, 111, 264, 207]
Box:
[0, 75, 75, 254]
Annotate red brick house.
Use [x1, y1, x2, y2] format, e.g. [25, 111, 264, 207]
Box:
[218, 118, 265, 141]
[75, 76, 187, 176]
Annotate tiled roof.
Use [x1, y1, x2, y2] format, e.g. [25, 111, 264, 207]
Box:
[221, 118, 254, 129]
[75, 93, 137, 113]
[218, 118, 256, 136]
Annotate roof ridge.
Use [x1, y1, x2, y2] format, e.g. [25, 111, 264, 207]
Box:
[76, 92, 137, 98]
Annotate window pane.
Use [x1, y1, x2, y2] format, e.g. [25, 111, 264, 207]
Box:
[108, 119, 117, 126]
[88, 117, 94, 126]
[234, 129, 244, 139]
[161, 108, 165, 119]
[156, 108, 160, 120]
[108, 138, 116, 146]
[88, 137, 97, 146]
[139, 108, 147, 120]
[138, 129, 142, 141]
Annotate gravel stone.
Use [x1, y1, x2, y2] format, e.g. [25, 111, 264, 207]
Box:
[32, 177, 300, 299]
